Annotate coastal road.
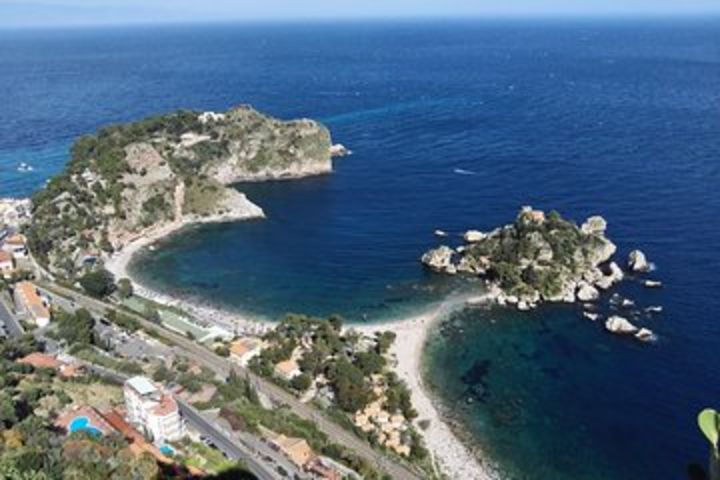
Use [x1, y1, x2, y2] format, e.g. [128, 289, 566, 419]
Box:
[0, 295, 25, 338]
[178, 402, 279, 480]
[39, 282, 424, 480]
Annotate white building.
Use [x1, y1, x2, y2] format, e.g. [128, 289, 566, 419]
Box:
[124, 376, 185, 445]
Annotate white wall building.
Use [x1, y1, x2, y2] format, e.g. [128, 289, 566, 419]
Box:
[124, 376, 185, 445]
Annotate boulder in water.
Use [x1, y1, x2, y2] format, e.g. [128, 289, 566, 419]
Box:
[581, 215, 608, 235]
[605, 315, 639, 335]
[576, 282, 600, 302]
[421, 246, 455, 273]
[635, 328, 656, 342]
[463, 230, 486, 243]
[628, 250, 650, 272]
[330, 144, 351, 157]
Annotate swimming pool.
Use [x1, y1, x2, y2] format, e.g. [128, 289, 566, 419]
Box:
[160, 444, 175, 456]
[68, 416, 103, 437]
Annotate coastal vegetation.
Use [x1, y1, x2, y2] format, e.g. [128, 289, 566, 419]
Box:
[26, 106, 333, 280]
[422, 207, 623, 309]
[247, 314, 429, 467]
[0, 335, 159, 479]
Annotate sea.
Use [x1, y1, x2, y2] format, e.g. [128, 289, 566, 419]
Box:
[1, 19, 719, 480]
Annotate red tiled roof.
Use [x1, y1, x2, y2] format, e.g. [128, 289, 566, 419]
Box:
[15, 281, 50, 321]
[151, 393, 178, 417]
[5, 234, 25, 245]
[18, 352, 61, 370]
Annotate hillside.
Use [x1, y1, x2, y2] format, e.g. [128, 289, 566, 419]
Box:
[27, 106, 334, 277]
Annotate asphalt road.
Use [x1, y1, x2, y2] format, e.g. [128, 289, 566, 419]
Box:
[178, 402, 279, 480]
[0, 295, 25, 338]
[40, 282, 423, 480]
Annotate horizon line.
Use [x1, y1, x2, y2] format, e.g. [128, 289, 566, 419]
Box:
[2, 12, 720, 32]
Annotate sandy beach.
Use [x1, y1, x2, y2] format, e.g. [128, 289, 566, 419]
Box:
[357, 296, 501, 480]
[104, 217, 271, 336]
[105, 222, 500, 479]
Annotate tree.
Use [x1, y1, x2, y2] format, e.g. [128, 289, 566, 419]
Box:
[328, 315, 344, 332]
[355, 351, 386, 376]
[116, 278, 133, 299]
[298, 349, 325, 376]
[57, 308, 95, 346]
[78, 268, 115, 298]
[327, 359, 374, 412]
[375, 331, 396, 354]
[0, 393, 17, 427]
[290, 373, 312, 392]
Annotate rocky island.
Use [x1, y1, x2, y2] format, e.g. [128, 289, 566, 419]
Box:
[422, 207, 626, 310]
[26, 106, 338, 278]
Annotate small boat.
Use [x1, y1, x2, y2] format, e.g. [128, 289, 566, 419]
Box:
[434, 229, 448, 237]
[644, 280, 663, 288]
[453, 168, 477, 176]
[17, 162, 34, 172]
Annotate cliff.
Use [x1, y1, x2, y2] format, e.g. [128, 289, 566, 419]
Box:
[27, 106, 334, 277]
[422, 207, 624, 309]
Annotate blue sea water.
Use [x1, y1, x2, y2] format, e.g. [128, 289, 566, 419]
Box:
[1, 19, 720, 479]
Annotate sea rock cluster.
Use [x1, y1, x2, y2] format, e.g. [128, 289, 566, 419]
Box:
[424, 207, 663, 343]
[422, 207, 623, 309]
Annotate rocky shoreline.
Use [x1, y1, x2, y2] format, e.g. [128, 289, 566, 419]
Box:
[423, 207, 661, 343]
[422, 207, 624, 308]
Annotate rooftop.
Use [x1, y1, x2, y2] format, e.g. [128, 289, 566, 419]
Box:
[126, 376, 158, 396]
[230, 337, 261, 357]
[151, 391, 178, 417]
[275, 358, 300, 376]
[15, 281, 50, 320]
[4, 233, 26, 245]
[18, 352, 61, 370]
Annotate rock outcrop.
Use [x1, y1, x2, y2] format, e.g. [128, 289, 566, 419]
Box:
[576, 282, 600, 302]
[628, 249, 650, 273]
[605, 315, 638, 335]
[421, 246, 455, 273]
[421, 208, 623, 309]
[28, 105, 335, 277]
[463, 230, 486, 243]
[330, 144, 351, 157]
[581, 215, 607, 235]
[635, 328, 656, 342]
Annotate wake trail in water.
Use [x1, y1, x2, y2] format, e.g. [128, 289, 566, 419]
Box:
[453, 168, 477, 176]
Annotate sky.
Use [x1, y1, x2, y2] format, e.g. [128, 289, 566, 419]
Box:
[1, 0, 719, 28]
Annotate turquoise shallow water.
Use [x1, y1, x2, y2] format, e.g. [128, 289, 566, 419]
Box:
[2, 20, 719, 479]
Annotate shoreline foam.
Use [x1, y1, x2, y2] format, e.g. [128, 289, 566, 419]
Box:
[105, 223, 502, 480]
